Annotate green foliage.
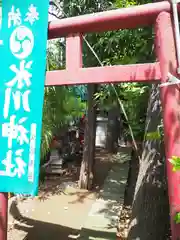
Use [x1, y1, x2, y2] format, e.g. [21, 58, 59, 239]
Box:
[119, 83, 149, 140]
[169, 156, 180, 172]
[48, 0, 155, 142]
[174, 212, 180, 224]
[41, 39, 86, 161]
[95, 82, 149, 140]
[51, 0, 112, 18]
[81, 2, 154, 141]
[41, 86, 86, 160]
[145, 122, 164, 141]
[145, 131, 161, 140]
[168, 155, 180, 224]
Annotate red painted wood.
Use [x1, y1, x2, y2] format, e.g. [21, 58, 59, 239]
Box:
[155, 12, 180, 239]
[66, 34, 83, 70]
[45, 63, 161, 86]
[0, 193, 8, 240]
[48, 1, 171, 39]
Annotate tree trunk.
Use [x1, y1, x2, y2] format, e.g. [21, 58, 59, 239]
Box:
[106, 104, 119, 153]
[128, 84, 170, 240]
[79, 84, 97, 190]
[124, 148, 140, 206]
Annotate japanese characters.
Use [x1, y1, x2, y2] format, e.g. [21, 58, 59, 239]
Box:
[0, 4, 39, 182]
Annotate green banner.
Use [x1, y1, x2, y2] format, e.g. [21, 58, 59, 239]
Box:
[0, 0, 49, 195]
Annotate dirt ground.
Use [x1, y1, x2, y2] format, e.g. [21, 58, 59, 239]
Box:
[8, 149, 113, 240]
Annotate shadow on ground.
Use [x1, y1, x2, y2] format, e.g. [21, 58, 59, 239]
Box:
[8, 147, 130, 240]
[38, 148, 112, 202]
[10, 201, 115, 240]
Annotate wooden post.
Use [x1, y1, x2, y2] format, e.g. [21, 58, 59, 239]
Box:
[0, 193, 8, 240]
[155, 11, 180, 238]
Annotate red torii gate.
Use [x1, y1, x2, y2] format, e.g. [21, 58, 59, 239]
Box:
[47, 1, 180, 239]
[1, 1, 180, 239]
